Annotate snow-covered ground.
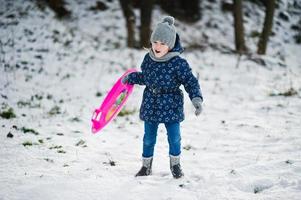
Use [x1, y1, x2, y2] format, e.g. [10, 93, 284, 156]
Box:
[1, 0, 301, 200]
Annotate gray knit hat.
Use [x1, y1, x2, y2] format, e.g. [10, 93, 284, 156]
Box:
[150, 16, 176, 49]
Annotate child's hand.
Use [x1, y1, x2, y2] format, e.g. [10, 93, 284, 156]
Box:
[121, 75, 129, 84]
[192, 97, 203, 116]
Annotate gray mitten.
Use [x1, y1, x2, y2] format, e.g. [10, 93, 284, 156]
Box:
[121, 75, 129, 84]
[192, 97, 203, 116]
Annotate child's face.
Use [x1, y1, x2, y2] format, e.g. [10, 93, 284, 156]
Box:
[151, 41, 169, 58]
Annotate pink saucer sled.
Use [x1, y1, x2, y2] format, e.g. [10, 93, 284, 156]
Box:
[91, 69, 137, 134]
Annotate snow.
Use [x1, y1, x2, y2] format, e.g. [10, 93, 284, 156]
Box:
[1, 0, 301, 200]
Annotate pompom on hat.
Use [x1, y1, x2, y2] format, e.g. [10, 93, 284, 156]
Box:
[150, 16, 176, 49]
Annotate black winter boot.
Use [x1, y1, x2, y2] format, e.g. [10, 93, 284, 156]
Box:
[135, 157, 153, 177]
[170, 155, 184, 179]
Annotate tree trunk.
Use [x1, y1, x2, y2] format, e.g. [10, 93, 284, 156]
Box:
[233, 0, 246, 53]
[257, 0, 276, 55]
[45, 0, 71, 18]
[158, 0, 201, 22]
[182, 0, 201, 22]
[119, 0, 136, 48]
[140, 0, 154, 48]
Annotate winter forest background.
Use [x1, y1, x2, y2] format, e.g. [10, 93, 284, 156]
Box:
[1, 0, 301, 200]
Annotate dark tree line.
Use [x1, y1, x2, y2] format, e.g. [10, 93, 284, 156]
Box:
[41, 0, 277, 55]
[119, 0, 276, 55]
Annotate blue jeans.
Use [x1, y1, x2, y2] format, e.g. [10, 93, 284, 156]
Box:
[142, 121, 181, 158]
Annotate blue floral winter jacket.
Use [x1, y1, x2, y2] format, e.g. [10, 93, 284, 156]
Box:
[127, 35, 203, 123]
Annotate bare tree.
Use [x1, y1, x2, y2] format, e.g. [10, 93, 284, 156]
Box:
[257, 0, 276, 54]
[158, 0, 201, 22]
[119, 0, 136, 48]
[182, 0, 201, 22]
[233, 0, 246, 53]
[140, 0, 154, 48]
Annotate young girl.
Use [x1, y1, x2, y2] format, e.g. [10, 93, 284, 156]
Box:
[123, 16, 203, 178]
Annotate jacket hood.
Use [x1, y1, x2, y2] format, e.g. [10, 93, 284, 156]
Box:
[170, 34, 184, 54]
